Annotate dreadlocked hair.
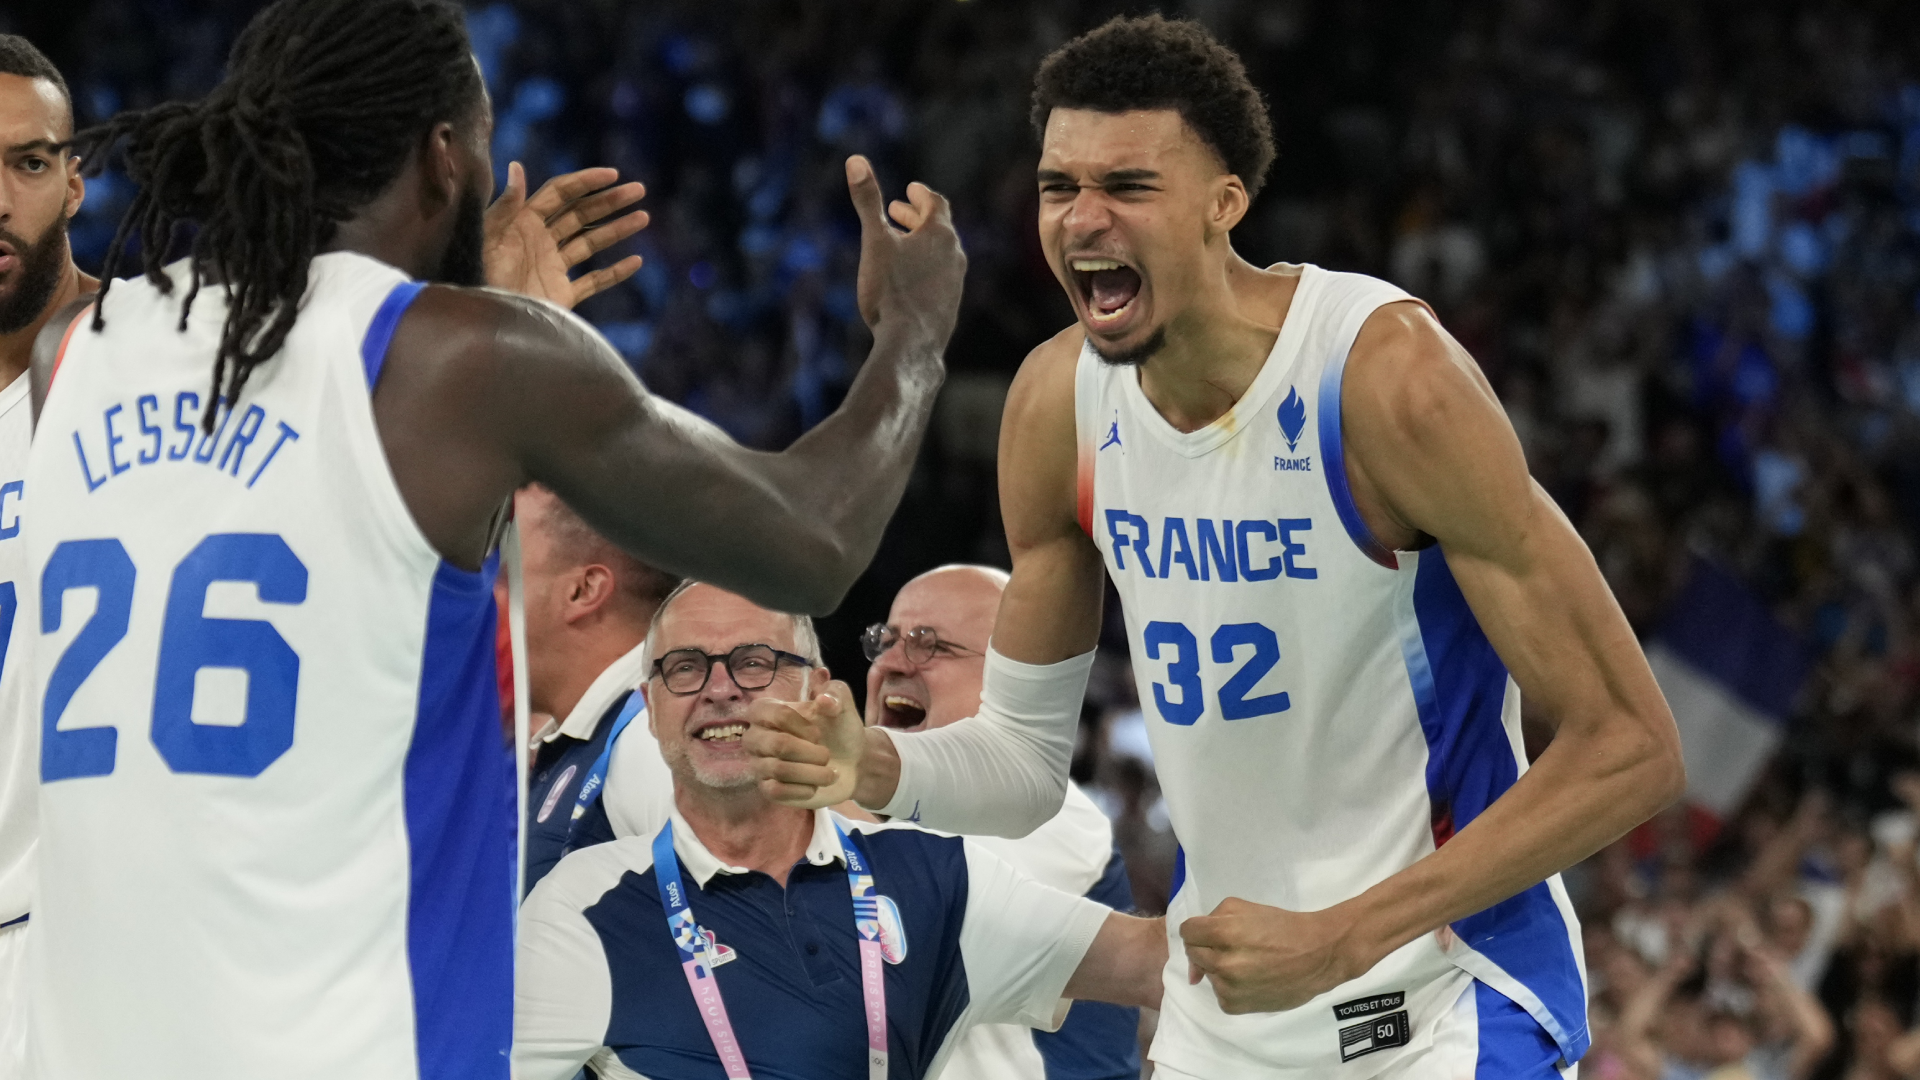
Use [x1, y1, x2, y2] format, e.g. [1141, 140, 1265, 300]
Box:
[72, 0, 481, 431]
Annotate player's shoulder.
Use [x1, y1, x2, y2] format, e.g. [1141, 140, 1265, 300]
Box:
[29, 294, 99, 421]
[396, 283, 589, 361]
[524, 834, 655, 923]
[1003, 322, 1085, 443]
[1010, 322, 1084, 394]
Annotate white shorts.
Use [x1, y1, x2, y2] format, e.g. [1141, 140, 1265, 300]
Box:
[1153, 981, 1579, 1080]
[0, 920, 26, 1078]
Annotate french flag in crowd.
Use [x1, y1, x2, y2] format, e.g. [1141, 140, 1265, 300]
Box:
[1641, 559, 1810, 826]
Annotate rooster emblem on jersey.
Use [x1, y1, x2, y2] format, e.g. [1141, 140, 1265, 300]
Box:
[1278, 387, 1307, 453]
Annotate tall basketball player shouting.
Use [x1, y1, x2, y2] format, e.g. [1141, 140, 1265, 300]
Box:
[750, 16, 1681, 1079]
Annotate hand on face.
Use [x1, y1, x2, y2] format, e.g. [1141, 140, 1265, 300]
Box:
[1178, 897, 1370, 1014]
[744, 680, 865, 809]
[482, 161, 649, 309]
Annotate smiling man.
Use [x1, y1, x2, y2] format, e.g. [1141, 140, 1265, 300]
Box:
[0, 33, 94, 1074]
[517, 582, 1165, 1080]
[749, 14, 1684, 1080]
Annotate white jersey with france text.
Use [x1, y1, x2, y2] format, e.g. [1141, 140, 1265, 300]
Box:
[1074, 265, 1586, 1078]
[24, 253, 516, 1080]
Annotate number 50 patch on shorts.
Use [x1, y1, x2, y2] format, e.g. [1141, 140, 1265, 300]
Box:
[1332, 991, 1410, 1063]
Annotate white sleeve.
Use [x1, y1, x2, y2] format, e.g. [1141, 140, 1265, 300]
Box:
[603, 710, 676, 840]
[955, 839, 1111, 1030]
[877, 647, 1093, 838]
[513, 872, 615, 1080]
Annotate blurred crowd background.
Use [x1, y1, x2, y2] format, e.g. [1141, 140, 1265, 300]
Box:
[12, 0, 1920, 1075]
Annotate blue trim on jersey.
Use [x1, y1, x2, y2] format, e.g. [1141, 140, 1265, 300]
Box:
[1404, 549, 1588, 1064]
[0, 913, 25, 929]
[361, 281, 427, 389]
[1168, 842, 1186, 900]
[1474, 981, 1563, 1078]
[1034, 847, 1141, 1080]
[403, 553, 516, 1080]
[1314, 346, 1398, 569]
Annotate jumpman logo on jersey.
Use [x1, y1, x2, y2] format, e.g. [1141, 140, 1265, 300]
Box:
[1100, 414, 1122, 451]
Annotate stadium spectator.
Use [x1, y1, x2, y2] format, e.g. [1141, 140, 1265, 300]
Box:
[514, 581, 1165, 1080]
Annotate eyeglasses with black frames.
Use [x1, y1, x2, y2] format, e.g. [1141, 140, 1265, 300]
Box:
[650, 643, 814, 696]
[860, 624, 985, 665]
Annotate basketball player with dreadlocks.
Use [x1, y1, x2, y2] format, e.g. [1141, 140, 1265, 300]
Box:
[0, 33, 93, 1077]
[20, 0, 964, 1076]
[749, 16, 1682, 1079]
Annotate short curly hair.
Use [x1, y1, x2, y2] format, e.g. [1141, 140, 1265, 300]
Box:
[1031, 15, 1275, 200]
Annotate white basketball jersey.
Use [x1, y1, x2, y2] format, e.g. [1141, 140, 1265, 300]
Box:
[24, 253, 515, 1080]
[1074, 265, 1586, 1078]
[0, 372, 32, 929]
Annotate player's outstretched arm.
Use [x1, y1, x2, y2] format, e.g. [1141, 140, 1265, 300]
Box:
[1180, 302, 1684, 1013]
[381, 156, 964, 615]
[741, 326, 1107, 834]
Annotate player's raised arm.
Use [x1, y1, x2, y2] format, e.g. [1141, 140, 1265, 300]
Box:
[742, 325, 1106, 836]
[378, 155, 964, 616]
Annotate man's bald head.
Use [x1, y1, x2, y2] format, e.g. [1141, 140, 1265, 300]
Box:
[866, 564, 1005, 732]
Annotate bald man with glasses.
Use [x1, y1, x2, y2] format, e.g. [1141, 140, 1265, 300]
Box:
[867, 565, 1142, 1080]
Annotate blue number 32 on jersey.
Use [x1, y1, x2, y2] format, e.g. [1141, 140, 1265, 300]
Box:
[41, 533, 308, 781]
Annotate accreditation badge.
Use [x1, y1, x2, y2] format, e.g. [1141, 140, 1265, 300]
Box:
[875, 895, 908, 964]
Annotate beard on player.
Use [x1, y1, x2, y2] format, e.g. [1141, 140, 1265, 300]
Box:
[434, 186, 487, 288]
[0, 211, 71, 334]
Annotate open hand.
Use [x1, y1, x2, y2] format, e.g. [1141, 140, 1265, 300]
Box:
[743, 681, 866, 809]
[484, 161, 649, 310]
[1180, 897, 1370, 1014]
[846, 155, 966, 339]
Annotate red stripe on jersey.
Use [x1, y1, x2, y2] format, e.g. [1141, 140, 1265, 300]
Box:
[49, 305, 93, 388]
[1075, 443, 1094, 537]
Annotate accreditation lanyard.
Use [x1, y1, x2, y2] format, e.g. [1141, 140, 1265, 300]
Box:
[651, 819, 890, 1080]
[570, 691, 646, 824]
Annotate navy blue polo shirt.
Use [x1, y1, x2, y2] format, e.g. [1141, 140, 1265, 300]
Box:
[525, 690, 633, 894]
[515, 810, 1111, 1080]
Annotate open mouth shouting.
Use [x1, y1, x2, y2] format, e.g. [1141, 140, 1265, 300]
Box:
[1070, 256, 1144, 335]
[878, 691, 928, 732]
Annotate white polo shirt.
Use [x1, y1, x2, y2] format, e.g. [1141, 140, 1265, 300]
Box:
[516, 808, 1111, 1080]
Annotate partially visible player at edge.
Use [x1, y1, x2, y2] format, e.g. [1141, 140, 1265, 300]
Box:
[748, 15, 1680, 1079]
[23, 1, 964, 1078]
[0, 33, 96, 1078]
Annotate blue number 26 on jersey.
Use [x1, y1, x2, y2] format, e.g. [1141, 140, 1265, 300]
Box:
[41, 533, 308, 781]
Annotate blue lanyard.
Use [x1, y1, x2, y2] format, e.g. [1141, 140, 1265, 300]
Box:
[570, 691, 645, 824]
[651, 819, 890, 1080]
